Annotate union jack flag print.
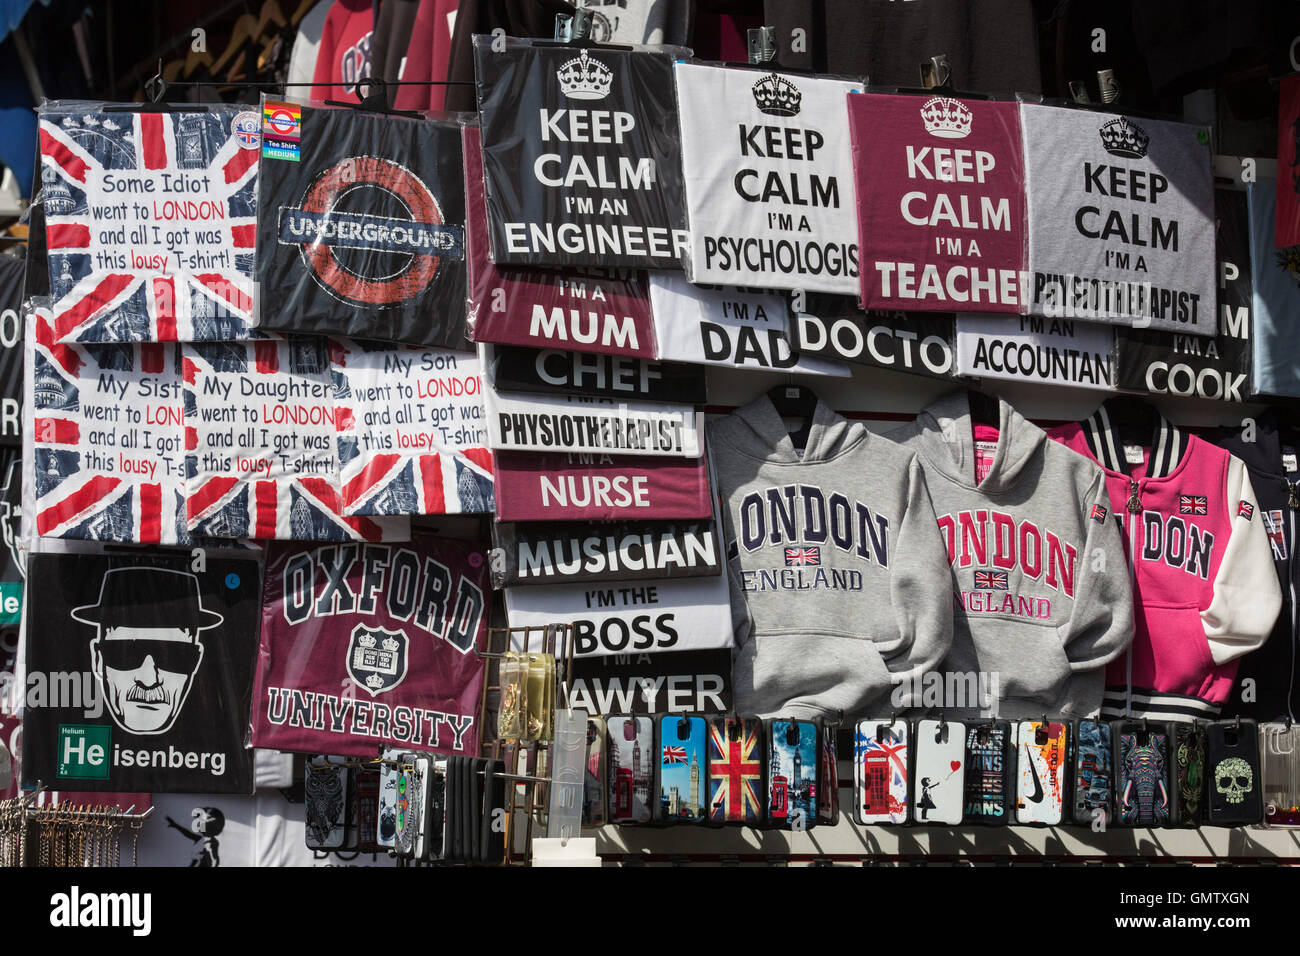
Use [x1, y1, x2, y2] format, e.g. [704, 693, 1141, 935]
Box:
[708, 720, 764, 824]
[784, 546, 820, 566]
[856, 727, 908, 823]
[1237, 500, 1254, 520]
[1179, 495, 1208, 515]
[974, 569, 1009, 590]
[39, 106, 260, 343]
[182, 337, 408, 541]
[1090, 504, 1108, 523]
[330, 339, 493, 516]
[662, 746, 687, 764]
[28, 305, 189, 544]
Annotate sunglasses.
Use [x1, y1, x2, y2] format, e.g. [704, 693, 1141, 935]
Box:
[97, 639, 200, 674]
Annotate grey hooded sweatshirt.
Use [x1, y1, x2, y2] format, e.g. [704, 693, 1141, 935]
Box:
[708, 394, 954, 721]
[887, 390, 1135, 719]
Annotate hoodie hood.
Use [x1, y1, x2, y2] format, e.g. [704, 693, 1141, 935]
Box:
[708, 392, 866, 465]
[899, 389, 1047, 494]
[1215, 408, 1300, 481]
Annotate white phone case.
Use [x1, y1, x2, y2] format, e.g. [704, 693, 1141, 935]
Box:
[854, 718, 910, 825]
[911, 719, 965, 825]
[1015, 720, 1068, 825]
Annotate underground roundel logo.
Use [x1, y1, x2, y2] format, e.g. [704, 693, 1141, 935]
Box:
[347, 623, 409, 696]
[277, 156, 464, 308]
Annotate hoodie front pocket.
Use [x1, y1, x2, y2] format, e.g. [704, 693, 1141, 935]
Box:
[734, 632, 893, 719]
[955, 620, 1073, 708]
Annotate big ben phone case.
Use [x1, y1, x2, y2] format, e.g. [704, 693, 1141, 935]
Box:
[1015, 720, 1068, 826]
[583, 716, 608, 827]
[912, 719, 965, 825]
[1206, 719, 1263, 826]
[854, 718, 909, 825]
[767, 718, 819, 830]
[656, 714, 708, 824]
[606, 715, 654, 824]
[963, 720, 1014, 825]
[706, 716, 765, 826]
[1072, 720, 1112, 827]
[1113, 720, 1171, 827]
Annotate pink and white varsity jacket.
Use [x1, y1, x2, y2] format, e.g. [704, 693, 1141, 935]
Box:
[1049, 403, 1282, 721]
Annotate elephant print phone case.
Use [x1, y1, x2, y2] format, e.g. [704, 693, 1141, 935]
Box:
[767, 719, 819, 830]
[1072, 720, 1112, 826]
[912, 719, 965, 825]
[707, 716, 765, 826]
[1015, 721, 1067, 826]
[963, 720, 1013, 825]
[854, 718, 909, 825]
[606, 715, 653, 824]
[1113, 721, 1170, 827]
[1207, 719, 1263, 825]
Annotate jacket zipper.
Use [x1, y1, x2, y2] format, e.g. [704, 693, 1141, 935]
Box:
[1125, 478, 1142, 718]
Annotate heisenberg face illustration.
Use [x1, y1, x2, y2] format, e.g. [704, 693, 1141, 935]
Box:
[91, 625, 203, 735]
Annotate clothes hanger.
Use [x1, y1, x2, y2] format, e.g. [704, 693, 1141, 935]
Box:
[1102, 396, 1159, 449]
[209, 13, 261, 79]
[767, 381, 819, 452]
[966, 388, 1000, 429]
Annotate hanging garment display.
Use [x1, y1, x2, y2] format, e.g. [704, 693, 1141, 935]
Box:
[483, 344, 706, 405]
[491, 519, 720, 586]
[492, 450, 713, 522]
[1247, 182, 1300, 399]
[1114, 188, 1253, 403]
[887, 390, 1135, 719]
[329, 338, 493, 516]
[569, 649, 734, 716]
[462, 126, 659, 359]
[574, 0, 692, 45]
[955, 313, 1116, 390]
[675, 63, 862, 295]
[649, 274, 850, 376]
[182, 336, 409, 541]
[251, 534, 489, 758]
[1275, 73, 1300, 249]
[21, 551, 260, 793]
[473, 37, 691, 269]
[28, 305, 189, 544]
[709, 392, 954, 721]
[1048, 400, 1282, 721]
[850, 94, 1027, 313]
[256, 103, 467, 348]
[503, 570, 734, 657]
[0, 255, 25, 447]
[38, 104, 260, 343]
[310, 0, 376, 102]
[1020, 103, 1215, 334]
[1207, 410, 1299, 724]
[789, 292, 960, 381]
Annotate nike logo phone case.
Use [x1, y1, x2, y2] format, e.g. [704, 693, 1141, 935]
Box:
[1172, 722, 1206, 827]
[854, 718, 909, 825]
[1071, 719, 1112, 827]
[963, 720, 1013, 825]
[767, 718, 819, 831]
[606, 715, 654, 824]
[656, 714, 708, 824]
[1113, 721, 1171, 827]
[912, 719, 965, 825]
[707, 716, 766, 826]
[1015, 721, 1067, 826]
[1206, 718, 1263, 826]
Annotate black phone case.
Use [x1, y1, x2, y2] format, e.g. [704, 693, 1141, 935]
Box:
[481, 758, 506, 865]
[469, 757, 487, 864]
[1112, 720, 1171, 827]
[447, 757, 462, 862]
[1171, 722, 1206, 827]
[425, 761, 445, 861]
[1206, 719, 1263, 826]
[963, 720, 1014, 825]
[1071, 719, 1113, 827]
[705, 716, 766, 827]
[462, 755, 476, 860]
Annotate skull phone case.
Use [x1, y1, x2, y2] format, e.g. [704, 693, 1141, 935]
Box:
[1015, 721, 1067, 826]
[817, 720, 840, 825]
[963, 720, 1013, 825]
[583, 716, 608, 827]
[854, 718, 909, 825]
[1259, 723, 1300, 828]
[304, 756, 350, 850]
[1071, 720, 1113, 827]
[656, 714, 708, 824]
[706, 716, 765, 826]
[1113, 721, 1171, 827]
[1171, 722, 1206, 827]
[606, 715, 653, 824]
[1206, 719, 1263, 826]
[767, 718, 819, 830]
[912, 719, 965, 825]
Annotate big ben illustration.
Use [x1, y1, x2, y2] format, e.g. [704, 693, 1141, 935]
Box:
[689, 751, 700, 814]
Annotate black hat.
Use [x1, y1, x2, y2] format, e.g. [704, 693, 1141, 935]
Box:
[71, 567, 224, 632]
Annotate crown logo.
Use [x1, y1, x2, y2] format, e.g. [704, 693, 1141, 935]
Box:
[751, 74, 801, 117]
[920, 97, 972, 138]
[382, 636, 400, 652]
[1098, 117, 1149, 159]
[358, 634, 377, 648]
[557, 50, 613, 100]
[366, 673, 385, 689]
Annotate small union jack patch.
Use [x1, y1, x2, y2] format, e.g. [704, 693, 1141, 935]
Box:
[785, 546, 820, 566]
[1237, 501, 1254, 520]
[662, 746, 687, 764]
[974, 570, 1009, 590]
[1090, 504, 1108, 523]
[1179, 495, 1208, 515]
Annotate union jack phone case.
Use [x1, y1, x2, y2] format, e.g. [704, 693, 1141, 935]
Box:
[1259, 723, 1300, 828]
[1071, 720, 1112, 826]
[1171, 722, 1206, 827]
[1015, 721, 1068, 826]
[817, 720, 840, 825]
[606, 715, 653, 824]
[912, 719, 965, 825]
[707, 716, 765, 826]
[304, 756, 350, 850]
[767, 718, 819, 830]
[963, 720, 1013, 825]
[854, 718, 909, 825]
[656, 714, 708, 824]
[583, 716, 608, 827]
[1206, 719, 1263, 826]
[1113, 720, 1171, 827]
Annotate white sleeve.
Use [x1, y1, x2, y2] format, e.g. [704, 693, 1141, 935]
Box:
[1202, 458, 1283, 665]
